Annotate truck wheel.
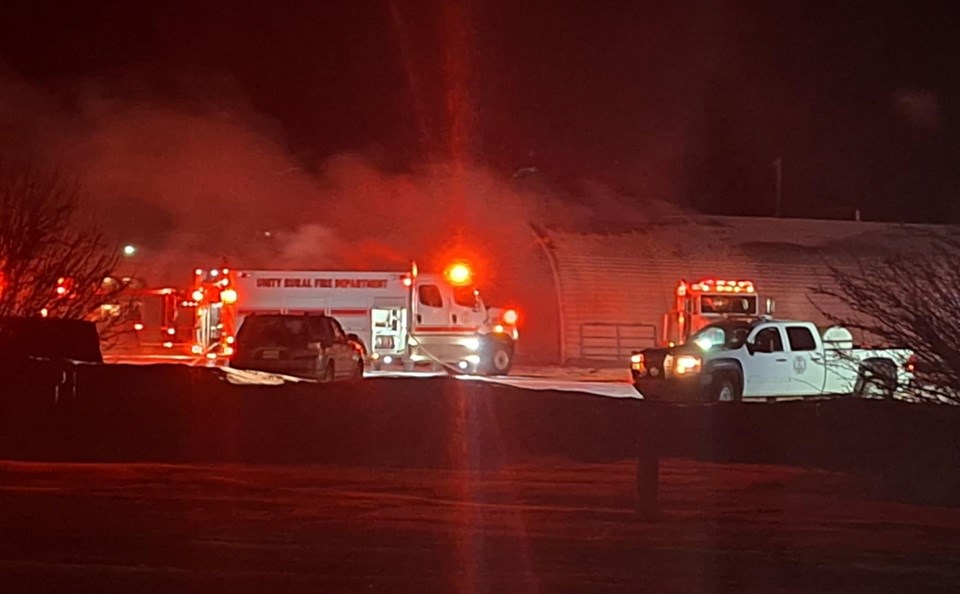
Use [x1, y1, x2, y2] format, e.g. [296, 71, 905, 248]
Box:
[349, 359, 364, 382]
[709, 374, 741, 403]
[480, 339, 514, 376]
[854, 360, 896, 399]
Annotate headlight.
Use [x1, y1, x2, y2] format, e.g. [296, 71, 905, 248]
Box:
[674, 355, 702, 375]
[464, 337, 480, 351]
[630, 353, 644, 371]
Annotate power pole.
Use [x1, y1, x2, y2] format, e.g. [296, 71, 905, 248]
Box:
[773, 157, 783, 217]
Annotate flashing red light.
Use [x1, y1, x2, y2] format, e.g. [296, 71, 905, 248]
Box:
[133, 323, 144, 331]
[221, 288, 238, 304]
[401, 275, 413, 287]
[166, 327, 176, 335]
[905, 354, 917, 374]
[191, 289, 204, 302]
[502, 308, 519, 325]
[445, 262, 472, 286]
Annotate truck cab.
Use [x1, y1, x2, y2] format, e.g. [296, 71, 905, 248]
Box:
[661, 279, 773, 346]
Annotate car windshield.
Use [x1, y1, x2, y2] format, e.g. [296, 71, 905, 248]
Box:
[688, 321, 753, 350]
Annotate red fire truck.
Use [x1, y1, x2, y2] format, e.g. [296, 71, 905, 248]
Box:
[661, 279, 774, 346]
[189, 262, 520, 375]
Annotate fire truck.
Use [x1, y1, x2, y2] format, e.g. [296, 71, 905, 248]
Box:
[189, 263, 520, 375]
[661, 279, 774, 346]
[98, 286, 196, 356]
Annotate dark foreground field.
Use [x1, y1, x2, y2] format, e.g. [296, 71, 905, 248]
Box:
[2, 459, 960, 593]
[2, 362, 960, 592]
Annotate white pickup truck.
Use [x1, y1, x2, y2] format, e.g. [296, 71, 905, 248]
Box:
[631, 319, 914, 402]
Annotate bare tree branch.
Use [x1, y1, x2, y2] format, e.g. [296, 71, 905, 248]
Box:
[813, 231, 960, 404]
[0, 154, 129, 346]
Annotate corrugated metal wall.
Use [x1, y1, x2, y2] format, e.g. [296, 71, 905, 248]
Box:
[545, 216, 934, 363]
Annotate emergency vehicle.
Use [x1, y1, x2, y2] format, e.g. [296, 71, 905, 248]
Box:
[189, 263, 519, 375]
[100, 286, 196, 356]
[661, 279, 774, 346]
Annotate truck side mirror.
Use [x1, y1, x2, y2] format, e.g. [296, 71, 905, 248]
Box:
[745, 341, 756, 356]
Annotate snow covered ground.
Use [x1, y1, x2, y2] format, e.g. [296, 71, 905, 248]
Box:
[103, 355, 641, 398]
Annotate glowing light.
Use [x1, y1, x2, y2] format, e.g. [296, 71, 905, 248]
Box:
[209, 269, 219, 277]
[401, 275, 413, 287]
[494, 324, 505, 334]
[133, 323, 144, 331]
[40, 308, 49, 317]
[695, 336, 714, 351]
[383, 356, 393, 365]
[225, 335, 235, 344]
[123, 244, 137, 256]
[195, 268, 203, 276]
[502, 309, 519, 325]
[162, 341, 174, 349]
[166, 327, 176, 335]
[206, 353, 218, 360]
[675, 355, 702, 375]
[222, 346, 234, 356]
[191, 344, 203, 355]
[464, 337, 480, 351]
[465, 355, 481, 364]
[191, 289, 204, 302]
[445, 262, 471, 286]
[220, 288, 238, 304]
[458, 361, 469, 370]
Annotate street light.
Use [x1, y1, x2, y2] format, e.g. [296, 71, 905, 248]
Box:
[123, 244, 137, 257]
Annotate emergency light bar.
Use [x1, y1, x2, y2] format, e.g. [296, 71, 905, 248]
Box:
[689, 279, 755, 293]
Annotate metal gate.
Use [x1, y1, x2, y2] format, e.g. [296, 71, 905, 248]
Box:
[579, 323, 658, 361]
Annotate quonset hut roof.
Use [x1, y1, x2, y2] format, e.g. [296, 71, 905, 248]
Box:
[532, 215, 952, 364]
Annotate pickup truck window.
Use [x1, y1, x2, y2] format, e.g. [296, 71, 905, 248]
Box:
[753, 327, 784, 353]
[690, 320, 752, 350]
[786, 326, 817, 351]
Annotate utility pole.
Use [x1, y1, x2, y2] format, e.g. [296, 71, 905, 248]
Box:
[773, 156, 783, 217]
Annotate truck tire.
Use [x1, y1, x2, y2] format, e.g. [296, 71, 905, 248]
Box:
[479, 338, 514, 376]
[349, 358, 364, 382]
[854, 359, 897, 399]
[707, 373, 741, 403]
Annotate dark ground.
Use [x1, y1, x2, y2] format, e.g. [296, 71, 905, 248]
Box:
[1, 362, 960, 592]
[1, 459, 959, 593]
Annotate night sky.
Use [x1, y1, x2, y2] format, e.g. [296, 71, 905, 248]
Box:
[1, 0, 958, 224]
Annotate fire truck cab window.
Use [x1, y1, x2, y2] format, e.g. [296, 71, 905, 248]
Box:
[418, 285, 443, 308]
[453, 286, 479, 308]
[752, 327, 784, 353]
[700, 295, 758, 315]
[786, 326, 817, 351]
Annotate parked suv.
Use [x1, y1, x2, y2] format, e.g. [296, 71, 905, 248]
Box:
[229, 313, 364, 382]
